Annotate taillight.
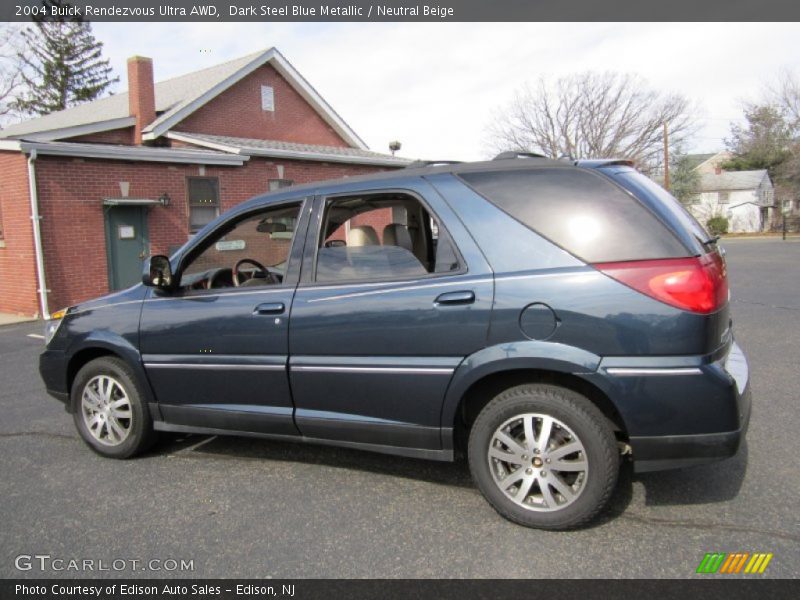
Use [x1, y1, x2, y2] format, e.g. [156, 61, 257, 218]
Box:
[593, 251, 728, 314]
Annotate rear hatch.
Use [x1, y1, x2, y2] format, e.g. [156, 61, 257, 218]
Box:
[458, 163, 731, 356]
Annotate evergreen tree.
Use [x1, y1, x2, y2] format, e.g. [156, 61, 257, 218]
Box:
[669, 153, 701, 205]
[13, 4, 117, 116]
[722, 104, 794, 178]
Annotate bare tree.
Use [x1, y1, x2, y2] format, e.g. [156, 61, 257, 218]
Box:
[0, 24, 25, 126]
[487, 72, 697, 171]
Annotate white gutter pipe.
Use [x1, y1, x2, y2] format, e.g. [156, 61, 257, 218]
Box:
[26, 149, 50, 319]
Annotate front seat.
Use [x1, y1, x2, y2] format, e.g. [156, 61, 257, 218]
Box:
[349, 225, 379, 246]
[382, 223, 413, 252]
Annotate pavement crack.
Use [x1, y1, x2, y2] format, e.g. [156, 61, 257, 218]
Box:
[0, 431, 75, 440]
[621, 512, 800, 542]
[732, 298, 800, 312]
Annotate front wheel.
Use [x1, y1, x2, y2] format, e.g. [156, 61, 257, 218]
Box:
[71, 356, 156, 458]
[468, 384, 619, 529]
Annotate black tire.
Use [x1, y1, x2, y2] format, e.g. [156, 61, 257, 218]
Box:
[468, 384, 618, 530]
[71, 356, 156, 458]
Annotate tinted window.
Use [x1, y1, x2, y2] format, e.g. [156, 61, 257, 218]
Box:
[459, 168, 690, 263]
[606, 167, 711, 254]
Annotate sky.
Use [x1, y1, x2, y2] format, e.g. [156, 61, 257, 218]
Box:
[82, 22, 800, 160]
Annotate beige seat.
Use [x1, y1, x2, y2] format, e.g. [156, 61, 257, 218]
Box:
[348, 225, 379, 246]
[382, 223, 413, 252]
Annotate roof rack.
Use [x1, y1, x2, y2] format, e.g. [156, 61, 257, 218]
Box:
[404, 160, 463, 169]
[492, 151, 549, 161]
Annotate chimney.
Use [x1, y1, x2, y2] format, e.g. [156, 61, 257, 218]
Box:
[127, 56, 156, 145]
[714, 166, 722, 175]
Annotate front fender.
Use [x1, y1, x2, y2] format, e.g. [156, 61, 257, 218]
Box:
[440, 340, 601, 431]
[64, 330, 157, 414]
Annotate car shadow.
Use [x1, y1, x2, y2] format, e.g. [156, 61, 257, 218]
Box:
[634, 440, 749, 506]
[150, 434, 747, 523]
[153, 433, 476, 489]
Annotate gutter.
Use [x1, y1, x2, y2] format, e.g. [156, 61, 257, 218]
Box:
[26, 149, 50, 319]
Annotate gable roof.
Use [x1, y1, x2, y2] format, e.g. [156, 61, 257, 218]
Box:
[699, 169, 770, 192]
[166, 132, 410, 167]
[0, 48, 368, 150]
[683, 153, 716, 171]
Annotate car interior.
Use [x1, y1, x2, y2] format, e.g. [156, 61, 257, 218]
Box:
[315, 193, 460, 282]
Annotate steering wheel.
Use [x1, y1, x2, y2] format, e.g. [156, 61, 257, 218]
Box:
[233, 258, 278, 286]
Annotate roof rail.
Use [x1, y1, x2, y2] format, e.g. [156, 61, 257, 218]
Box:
[405, 160, 463, 169]
[493, 151, 549, 161]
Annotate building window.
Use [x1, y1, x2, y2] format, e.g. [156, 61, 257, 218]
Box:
[268, 178, 293, 191]
[718, 191, 730, 204]
[261, 85, 275, 112]
[188, 177, 220, 233]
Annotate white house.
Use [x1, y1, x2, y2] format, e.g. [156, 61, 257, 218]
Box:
[682, 151, 774, 233]
[691, 169, 774, 233]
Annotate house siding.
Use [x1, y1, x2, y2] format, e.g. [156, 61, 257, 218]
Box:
[172, 64, 349, 147]
[33, 155, 386, 312]
[0, 152, 39, 316]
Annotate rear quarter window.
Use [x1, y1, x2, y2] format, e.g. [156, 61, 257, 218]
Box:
[459, 168, 690, 263]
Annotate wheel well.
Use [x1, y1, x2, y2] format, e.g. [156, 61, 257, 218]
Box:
[66, 348, 117, 395]
[454, 369, 628, 450]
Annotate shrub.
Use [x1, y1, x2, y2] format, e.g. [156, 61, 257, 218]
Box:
[706, 216, 729, 236]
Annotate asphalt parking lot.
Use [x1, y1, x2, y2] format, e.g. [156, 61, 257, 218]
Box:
[1, 237, 798, 579]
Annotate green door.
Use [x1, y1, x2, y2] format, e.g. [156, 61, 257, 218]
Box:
[105, 206, 148, 290]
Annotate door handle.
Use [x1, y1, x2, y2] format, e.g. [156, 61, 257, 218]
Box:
[253, 302, 285, 315]
[434, 291, 475, 306]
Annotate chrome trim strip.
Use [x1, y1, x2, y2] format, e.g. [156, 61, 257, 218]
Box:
[605, 367, 703, 376]
[304, 277, 491, 303]
[145, 363, 285, 371]
[291, 365, 454, 375]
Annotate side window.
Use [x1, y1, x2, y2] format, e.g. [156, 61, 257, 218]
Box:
[315, 192, 461, 283]
[179, 203, 301, 292]
[188, 177, 220, 233]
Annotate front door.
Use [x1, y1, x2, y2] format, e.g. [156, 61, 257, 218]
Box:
[139, 200, 309, 436]
[105, 206, 148, 290]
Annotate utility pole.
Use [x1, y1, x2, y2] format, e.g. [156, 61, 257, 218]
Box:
[663, 121, 670, 191]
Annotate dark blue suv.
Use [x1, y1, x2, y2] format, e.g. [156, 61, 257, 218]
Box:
[39, 155, 750, 529]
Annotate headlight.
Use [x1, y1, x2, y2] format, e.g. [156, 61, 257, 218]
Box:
[44, 308, 68, 345]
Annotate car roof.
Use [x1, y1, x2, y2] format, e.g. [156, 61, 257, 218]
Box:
[235, 157, 635, 213]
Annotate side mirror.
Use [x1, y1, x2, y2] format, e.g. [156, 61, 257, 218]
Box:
[142, 255, 174, 289]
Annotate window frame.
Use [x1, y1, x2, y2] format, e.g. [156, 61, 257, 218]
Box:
[169, 198, 309, 298]
[302, 188, 467, 287]
[186, 176, 221, 234]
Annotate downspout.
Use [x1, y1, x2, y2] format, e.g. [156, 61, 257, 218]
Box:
[26, 149, 50, 319]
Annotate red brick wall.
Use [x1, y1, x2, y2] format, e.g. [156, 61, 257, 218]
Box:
[64, 127, 135, 145]
[33, 155, 387, 310]
[0, 152, 39, 316]
[173, 64, 349, 147]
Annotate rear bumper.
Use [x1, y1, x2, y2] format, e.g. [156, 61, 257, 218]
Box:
[631, 382, 751, 472]
[587, 341, 751, 473]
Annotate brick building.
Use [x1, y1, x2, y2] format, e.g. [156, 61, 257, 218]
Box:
[0, 48, 408, 317]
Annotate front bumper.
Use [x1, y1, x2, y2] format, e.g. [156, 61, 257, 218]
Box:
[587, 341, 751, 473]
[39, 348, 70, 408]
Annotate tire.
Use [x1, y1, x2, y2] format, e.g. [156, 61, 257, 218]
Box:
[468, 384, 618, 530]
[71, 356, 156, 458]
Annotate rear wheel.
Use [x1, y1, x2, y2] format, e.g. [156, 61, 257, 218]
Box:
[468, 384, 618, 529]
[71, 356, 156, 458]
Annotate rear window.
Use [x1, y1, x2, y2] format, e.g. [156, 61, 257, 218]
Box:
[606, 168, 712, 253]
[459, 168, 690, 263]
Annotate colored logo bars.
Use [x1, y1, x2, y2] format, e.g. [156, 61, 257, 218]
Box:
[696, 552, 773, 574]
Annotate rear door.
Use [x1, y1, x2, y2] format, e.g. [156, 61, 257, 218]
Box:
[288, 178, 493, 453]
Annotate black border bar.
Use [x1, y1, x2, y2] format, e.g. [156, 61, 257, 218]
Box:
[3, 0, 800, 22]
[3, 579, 800, 600]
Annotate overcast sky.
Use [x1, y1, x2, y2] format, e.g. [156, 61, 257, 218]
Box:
[90, 22, 800, 160]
